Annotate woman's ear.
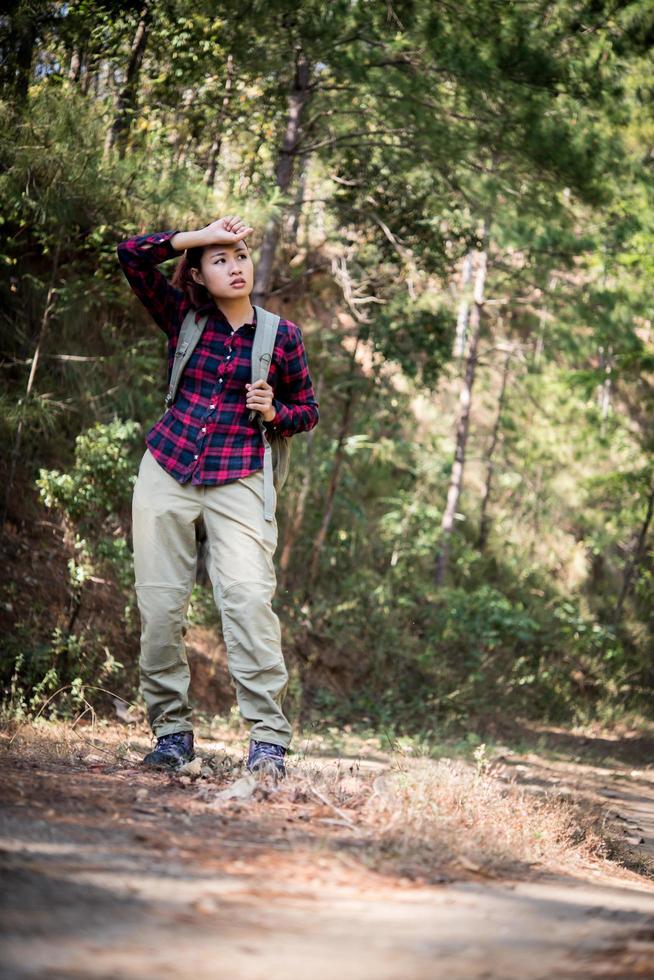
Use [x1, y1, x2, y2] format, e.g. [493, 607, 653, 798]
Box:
[190, 268, 204, 286]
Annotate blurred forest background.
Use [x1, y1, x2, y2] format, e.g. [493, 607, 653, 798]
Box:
[1, 0, 653, 739]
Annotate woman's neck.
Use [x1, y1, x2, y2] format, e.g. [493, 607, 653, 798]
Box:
[214, 296, 255, 331]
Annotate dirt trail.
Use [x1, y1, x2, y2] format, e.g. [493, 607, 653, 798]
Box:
[2, 722, 654, 979]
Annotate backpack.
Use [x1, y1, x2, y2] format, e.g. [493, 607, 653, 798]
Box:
[163, 304, 290, 522]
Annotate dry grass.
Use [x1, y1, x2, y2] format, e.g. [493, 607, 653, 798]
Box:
[272, 753, 613, 882]
[0, 718, 636, 886]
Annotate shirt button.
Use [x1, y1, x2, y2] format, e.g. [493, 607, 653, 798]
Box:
[218, 378, 223, 384]
[201, 427, 206, 434]
[209, 403, 216, 410]
[193, 454, 198, 460]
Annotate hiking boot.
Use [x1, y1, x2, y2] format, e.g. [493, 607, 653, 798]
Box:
[142, 731, 195, 770]
[246, 738, 287, 778]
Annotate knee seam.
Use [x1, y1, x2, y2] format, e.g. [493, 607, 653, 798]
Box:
[221, 578, 273, 599]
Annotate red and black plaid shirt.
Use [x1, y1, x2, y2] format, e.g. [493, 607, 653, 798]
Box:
[116, 229, 319, 485]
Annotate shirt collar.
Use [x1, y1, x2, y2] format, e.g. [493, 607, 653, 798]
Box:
[196, 302, 257, 331]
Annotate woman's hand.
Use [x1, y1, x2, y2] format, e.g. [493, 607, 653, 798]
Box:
[246, 380, 276, 422]
[171, 215, 254, 251]
[201, 215, 254, 245]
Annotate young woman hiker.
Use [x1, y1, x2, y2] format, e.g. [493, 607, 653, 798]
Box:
[116, 215, 319, 778]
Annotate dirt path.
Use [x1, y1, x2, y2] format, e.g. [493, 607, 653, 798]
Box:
[2, 722, 654, 979]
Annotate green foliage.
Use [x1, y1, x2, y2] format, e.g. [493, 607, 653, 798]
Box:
[36, 419, 141, 527]
[0, 420, 142, 716]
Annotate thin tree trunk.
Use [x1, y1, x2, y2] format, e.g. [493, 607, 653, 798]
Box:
[278, 367, 322, 585]
[3, 1, 38, 108]
[80, 61, 91, 95]
[306, 390, 356, 592]
[68, 47, 82, 82]
[238, 123, 267, 195]
[535, 275, 557, 366]
[614, 482, 654, 625]
[477, 343, 512, 551]
[435, 226, 489, 586]
[289, 156, 309, 246]
[2, 242, 61, 533]
[454, 252, 472, 361]
[105, 1, 151, 159]
[534, 313, 545, 365]
[252, 48, 312, 306]
[279, 428, 315, 583]
[306, 344, 359, 591]
[204, 54, 234, 187]
[598, 344, 613, 436]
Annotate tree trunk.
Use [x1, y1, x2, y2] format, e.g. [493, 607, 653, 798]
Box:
[279, 427, 316, 584]
[306, 390, 356, 592]
[80, 60, 91, 95]
[105, 1, 151, 159]
[289, 156, 309, 246]
[68, 47, 82, 83]
[278, 367, 322, 586]
[435, 226, 489, 586]
[477, 344, 512, 551]
[204, 54, 234, 187]
[238, 123, 267, 196]
[2, 242, 61, 533]
[453, 252, 472, 362]
[614, 481, 654, 625]
[306, 344, 359, 592]
[252, 47, 312, 306]
[598, 344, 613, 436]
[3, 1, 38, 108]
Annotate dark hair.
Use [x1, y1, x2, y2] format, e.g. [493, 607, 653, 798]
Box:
[170, 240, 252, 309]
[170, 246, 212, 309]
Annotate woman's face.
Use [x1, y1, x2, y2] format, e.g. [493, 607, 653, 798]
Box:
[192, 241, 254, 299]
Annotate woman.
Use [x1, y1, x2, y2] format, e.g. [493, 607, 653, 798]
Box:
[116, 215, 319, 777]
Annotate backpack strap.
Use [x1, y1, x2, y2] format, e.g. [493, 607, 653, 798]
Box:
[250, 305, 281, 522]
[164, 309, 209, 409]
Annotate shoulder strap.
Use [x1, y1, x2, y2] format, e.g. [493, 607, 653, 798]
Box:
[250, 305, 282, 523]
[248, 305, 281, 420]
[164, 309, 209, 408]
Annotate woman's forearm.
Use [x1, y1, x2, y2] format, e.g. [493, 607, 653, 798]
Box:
[171, 217, 254, 252]
[170, 230, 207, 251]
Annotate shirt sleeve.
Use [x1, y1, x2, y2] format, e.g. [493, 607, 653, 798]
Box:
[116, 229, 188, 337]
[265, 322, 320, 438]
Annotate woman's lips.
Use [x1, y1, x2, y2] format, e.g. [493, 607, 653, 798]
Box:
[231, 280, 246, 288]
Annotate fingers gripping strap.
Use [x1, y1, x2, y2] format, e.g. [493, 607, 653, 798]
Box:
[249, 306, 280, 415]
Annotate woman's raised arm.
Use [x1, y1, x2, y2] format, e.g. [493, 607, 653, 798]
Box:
[116, 229, 187, 337]
[116, 218, 254, 336]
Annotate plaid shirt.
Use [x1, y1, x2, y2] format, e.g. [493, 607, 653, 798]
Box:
[116, 229, 319, 486]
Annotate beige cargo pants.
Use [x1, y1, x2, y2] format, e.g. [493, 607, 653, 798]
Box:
[131, 448, 292, 748]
